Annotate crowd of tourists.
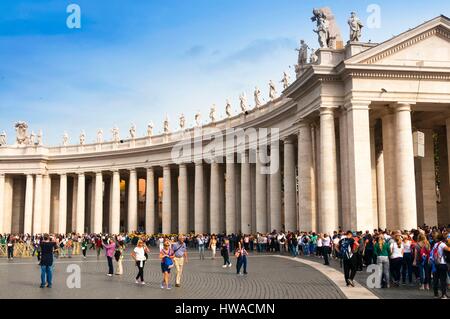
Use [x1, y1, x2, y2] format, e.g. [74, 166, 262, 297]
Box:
[1, 225, 449, 298]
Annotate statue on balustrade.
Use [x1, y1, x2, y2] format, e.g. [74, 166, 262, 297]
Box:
[348, 11, 363, 42]
[254, 87, 262, 108]
[14, 121, 29, 145]
[225, 100, 232, 118]
[239, 93, 248, 113]
[311, 8, 330, 48]
[80, 131, 86, 145]
[281, 71, 290, 90]
[0, 131, 7, 146]
[179, 114, 186, 130]
[37, 130, 43, 146]
[129, 123, 137, 139]
[269, 80, 277, 100]
[210, 105, 217, 123]
[163, 116, 170, 134]
[195, 112, 202, 127]
[62, 132, 69, 146]
[296, 40, 309, 66]
[29, 131, 36, 145]
[310, 48, 319, 63]
[111, 126, 120, 142]
[97, 129, 104, 143]
[147, 122, 154, 137]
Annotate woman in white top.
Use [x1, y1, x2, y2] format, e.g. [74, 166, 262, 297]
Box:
[401, 235, 414, 285]
[131, 240, 150, 285]
[432, 233, 450, 299]
[389, 235, 404, 286]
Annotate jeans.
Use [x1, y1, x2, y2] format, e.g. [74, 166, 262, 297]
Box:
[401, 252, 413, 283]
[236, 255, 248, 274]
[7, 246, 13, 258]
[418, 261, 431, 285]
[135, 260, 145, 282]
[433, 264, 448, 297]
[377, 256, 390, 287]
[309, 243, 316, 255]
[40, 265, 53, 287]
[291, 245, 298, 257]
[107, 256, 114, 275]
[198, 245, 205, 260]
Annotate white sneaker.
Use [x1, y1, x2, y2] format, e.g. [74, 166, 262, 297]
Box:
[107, 274, 113, 277]
[222, 265, 227, 268]
[228, 263, 232, 268]
[135, 280, 140, 284]
[140, 281, 146, 285]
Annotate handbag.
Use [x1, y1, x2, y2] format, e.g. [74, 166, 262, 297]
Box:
[164, 256, 174, 269]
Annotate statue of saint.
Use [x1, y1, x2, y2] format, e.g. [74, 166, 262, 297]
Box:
[296, 40, 310, 66]
[97, 129, 104, 143]
[209, 105, 216, 122]
[281, 71, 290, 90]
[62, 132, 69, 146]
[239, 93, 248, 113]
[129, 123, 137, 139]
[29, 131, 36, 145]
[348, 11, 363, 42]
[14, 121, 29, 145]
[80, 131, 86, 145]
[147, 123, 154, 137]
[269, 80, 277, 100]
[195, 112, 202, 127]
[254, 87, 262, 108]
[312, 8, 330, 48]
[0, 131, 6, 146]
[37, 130, 43, 146]
[111, 126, 120, 142]
[309, 48, 319, 63]
[163, 116, 170, 134]
[179, 114, 186, 130]
[225, 100, 232, 118]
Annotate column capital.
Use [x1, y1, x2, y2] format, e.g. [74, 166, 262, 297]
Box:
[391, 102, 414, 112]
[319, 106, 336, 116]
[283, 136, 295, 145]
[294, 118, 311, 128]
[194, 159, 203, 166]
[95, 171, 103, 176]
[343, 100, 371, 111]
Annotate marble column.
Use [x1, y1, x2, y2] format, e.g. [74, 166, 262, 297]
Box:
[110, 170, 120, 234]
[23, 174, 34, 234]
[241, 152, 252, 234]
[75, 173, 85, 233]
[319, 107, 339, 234]
[0, 174, 5, 233]
[270, 142, 282, 232]
[93, 172, 103, 234]
[298, 121, 316, 232]
[162, 165, 171, 234]
[376, 151, 387, 229]
[178, 164, 189, 234]
[382, 111, 398, 229]
[210, 161, 221, 234]
[225, 155, 236, 234]
[394, 103, 417, 230]
[339, 110, 351, 230]
[58, 173, 67, 234]
[283, 137, 297, 232]
[128, 169, 138, 232]
[194, 161, 205, 233]
[346, 102, 374, 231]
[145, 167, 156, 234]
[41, 175, 51, 233]
[255, 149, 268, 233]
[370, 126, 379, 228]
[33, 174, 43, 234]
[3, 176, 13, 234]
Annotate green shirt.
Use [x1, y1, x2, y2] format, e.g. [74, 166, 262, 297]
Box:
[374, 242, 390, 257]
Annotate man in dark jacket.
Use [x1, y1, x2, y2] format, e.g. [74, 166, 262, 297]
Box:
[40, 234, 57, 288]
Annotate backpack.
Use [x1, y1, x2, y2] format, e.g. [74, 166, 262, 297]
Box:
[340, 239, 353, 260]
[419, 245, 430, 264]
[292, 237, 298, 246]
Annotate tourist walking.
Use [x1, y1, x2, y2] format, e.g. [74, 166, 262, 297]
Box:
[431, 233, 449, 299]
[81, 237, 88, 259]
[389, 234, 404, 286]
[209, 235, 217, 259]
[131, 240, 149, 284]
[221, 239, 232, 268]
[102, 237, 116, 277]
[160, 240, 175, 289]
[197, 234, 206, 260]
[115, 240, 125, 275]
[7, 235, 14, 260]
[402, 234, 414, 285]
[414, 233, 431, 290]
[235, 241, 249, 276]
[322, 233, 331, 265]
[172, 236, 188, 287]
[39, 234, 57, 288]
[374, 235, 391, 288]
[337, 231, 359, 287]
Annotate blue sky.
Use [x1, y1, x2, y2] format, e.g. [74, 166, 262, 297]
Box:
[0, 0, 449, 145]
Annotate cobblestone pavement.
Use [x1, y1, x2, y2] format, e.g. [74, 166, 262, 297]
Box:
[295, 253, 439, 299]
[0, 249, 346, 299]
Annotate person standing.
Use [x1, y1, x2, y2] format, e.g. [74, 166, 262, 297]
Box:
[209, 235, 217, 259]
[81, 237, 88, 259]
[431, 233, 450, 299]
[414, 233, 431, 290]
[115, 239, 125, 275]
[131, 240, 149, 284]
[39, 234, 57, 288]
[160, 240, 175, 289]
[95, 236, 103, 259]
[221, 239, 232, 268]
[322, 233, 331, 266]
[389, 234, 404, 287]
[197, 234, 205, 260]
[402, 234, 414, 285]
[337, 231, 359, 287]
[7, 235, 15, 260]
[374, 235, 391, 288]
[235, 241, 249, 276]
[172, 236, 188, 288]
[102, 237, 116, 277]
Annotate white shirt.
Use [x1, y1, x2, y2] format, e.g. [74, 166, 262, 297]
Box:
[437, 242, 448, 264]
[322, 237, 331, 247]
[317, 238, 323, 247]
[134, 246, 147, 261]
[390, 242, 404, 259]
